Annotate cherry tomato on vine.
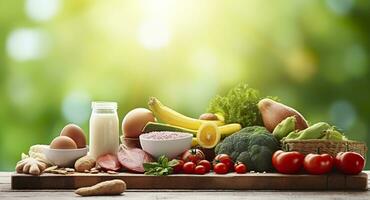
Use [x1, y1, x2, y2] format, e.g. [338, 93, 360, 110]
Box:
[234, 162, 247, 174]
[198, 160, 211, 173]
[183, 161, 196, 174]
[213, 154, 233, 170]
[181, 149, 205, 163]
[213, 163, 229, 174]
[194, 165, 206, 175]
[173, 160, 184, 174]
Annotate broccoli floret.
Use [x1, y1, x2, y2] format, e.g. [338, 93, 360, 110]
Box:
[215, 126, 279, 172]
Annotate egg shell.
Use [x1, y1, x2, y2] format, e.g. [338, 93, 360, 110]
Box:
[50, 136, 78, 149]
[60, 124, 87, 148]
[122, 108, 155, 138]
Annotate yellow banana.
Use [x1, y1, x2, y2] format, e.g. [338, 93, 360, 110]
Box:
[148, 97, 224, 130]
[218, 123, 242, 138]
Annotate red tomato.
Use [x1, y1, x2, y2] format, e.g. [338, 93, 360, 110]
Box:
[173, 160, 184, 174]
[181, 149, 205, 163]
[272, 150, 305, 174]
[234, 162, 247, 174]
[304, 153, 334, 175]
[213, 163, 229, 174]
[183, 162, 196, 174]
[213, 154, 233, 170]
[198, 160, 211, 173]
[335, 152, 365, 175]
[194, 165, 206, 175]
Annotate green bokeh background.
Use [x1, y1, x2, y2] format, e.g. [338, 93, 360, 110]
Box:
[0, 0, 369, 171]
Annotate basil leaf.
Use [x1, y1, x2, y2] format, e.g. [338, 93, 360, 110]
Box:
[168, 159, 179, 167]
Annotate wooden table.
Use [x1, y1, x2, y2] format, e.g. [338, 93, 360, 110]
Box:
[1, 172, 370, 199]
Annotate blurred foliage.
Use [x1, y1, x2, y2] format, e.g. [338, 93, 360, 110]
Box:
[0, 0, 369, 170]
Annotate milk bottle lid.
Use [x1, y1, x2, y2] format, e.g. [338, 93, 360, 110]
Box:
[91, 102, 117, 110]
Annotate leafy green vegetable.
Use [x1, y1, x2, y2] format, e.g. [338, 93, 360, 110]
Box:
[143, 155, 179, 176]
[215, 126, 280, 172]
[207, 83, 275, 127]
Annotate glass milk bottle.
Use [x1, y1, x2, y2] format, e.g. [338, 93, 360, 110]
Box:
[89, 102, 119, 159]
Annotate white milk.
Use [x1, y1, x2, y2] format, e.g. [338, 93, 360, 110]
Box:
[89, 102, 119, 159]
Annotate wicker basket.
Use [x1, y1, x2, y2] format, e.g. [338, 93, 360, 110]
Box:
[282, 139, 367, 158]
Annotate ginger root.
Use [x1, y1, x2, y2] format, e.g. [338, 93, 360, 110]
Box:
[15, 157, 47, 175]
[75, 179, 126, 196]
[74, 155, 96, 172]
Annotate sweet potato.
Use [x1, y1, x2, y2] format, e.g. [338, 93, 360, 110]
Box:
[75, 179, 126, 196]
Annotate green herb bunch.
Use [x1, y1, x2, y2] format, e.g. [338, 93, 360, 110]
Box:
[143, 155, 179, 176]
[207, 83, 276, 127]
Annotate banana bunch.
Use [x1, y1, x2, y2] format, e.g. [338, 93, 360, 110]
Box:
[147, 97, 241, 148]
[148, 97, 225, 130]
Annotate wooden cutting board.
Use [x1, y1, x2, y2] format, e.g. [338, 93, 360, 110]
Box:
[11, 172, 368, 190]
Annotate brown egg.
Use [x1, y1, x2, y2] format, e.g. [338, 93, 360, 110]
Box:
[60, 124, 87, 148]
[122, 108, 155, 138]
[50, 136, 77, 149]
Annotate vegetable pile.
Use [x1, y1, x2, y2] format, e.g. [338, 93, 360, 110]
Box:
[215, 126, 280, 172]
[15, 82, 367, 185]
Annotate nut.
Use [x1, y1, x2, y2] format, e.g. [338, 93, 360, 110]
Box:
[199, 113, 218, 121]
[65, 168, 75, 172]
[74, 155, 96, 172]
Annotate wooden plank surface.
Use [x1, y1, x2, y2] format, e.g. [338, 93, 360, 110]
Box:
[0, 172, 369, 200]
[11, 171, 368, 190]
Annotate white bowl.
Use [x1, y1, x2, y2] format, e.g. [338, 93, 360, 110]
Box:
[139, 132, 192, 159]
[44, 146, 88, 167]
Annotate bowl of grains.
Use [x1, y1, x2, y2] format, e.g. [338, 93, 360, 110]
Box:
[139, 131, 193, 158]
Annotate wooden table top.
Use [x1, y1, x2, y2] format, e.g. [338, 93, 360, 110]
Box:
[1, 172, 370, 199]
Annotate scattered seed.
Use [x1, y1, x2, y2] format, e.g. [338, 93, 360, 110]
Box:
[44, 166, 58, 173]
[84, 169, 90, 173]
[107, 170, 118, 174]
[95, 165, 102, 170]
[50, 169, 67, 175]
[65, 168, 75, 172]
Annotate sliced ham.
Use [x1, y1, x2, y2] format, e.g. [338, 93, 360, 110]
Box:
[96, 154, 121, 171]
[117, 146, 153, 173]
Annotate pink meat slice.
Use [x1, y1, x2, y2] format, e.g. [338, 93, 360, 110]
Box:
[118, 147, 154, 173]
[96, 154, 121, 171]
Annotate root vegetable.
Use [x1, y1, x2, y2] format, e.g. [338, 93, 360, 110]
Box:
[15, 157, 47, 175]
[258, 98, 308, 132]
[75, 179, 126, 196]
[74, 155, 96, 172]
